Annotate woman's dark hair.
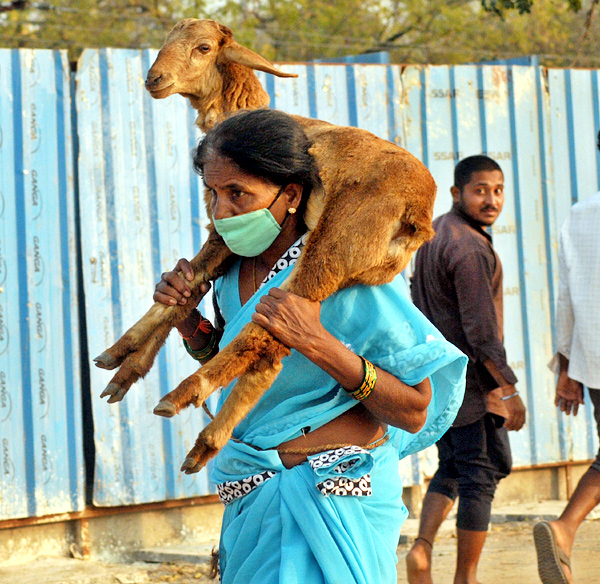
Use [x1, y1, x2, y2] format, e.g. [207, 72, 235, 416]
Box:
[454, 155, 502, 192]
[193, 109, 321, 220]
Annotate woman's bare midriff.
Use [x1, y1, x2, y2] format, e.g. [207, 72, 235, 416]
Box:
[276, 404, 387, 469]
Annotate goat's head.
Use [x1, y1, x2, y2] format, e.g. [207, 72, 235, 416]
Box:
[145, 19, 297, 101]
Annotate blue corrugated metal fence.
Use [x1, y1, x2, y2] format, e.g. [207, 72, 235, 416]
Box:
[1, 47, 598, 518]
[0, 49, 84, 519]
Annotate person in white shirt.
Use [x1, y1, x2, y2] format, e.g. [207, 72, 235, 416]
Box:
[534, 131, 600, 584]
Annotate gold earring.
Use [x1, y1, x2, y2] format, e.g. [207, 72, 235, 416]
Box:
[288, 207, 296, 214]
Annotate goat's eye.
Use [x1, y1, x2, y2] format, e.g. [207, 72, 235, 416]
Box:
[196, 44, 211, 54]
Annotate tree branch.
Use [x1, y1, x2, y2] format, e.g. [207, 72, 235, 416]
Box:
[570, 0, 599, 65]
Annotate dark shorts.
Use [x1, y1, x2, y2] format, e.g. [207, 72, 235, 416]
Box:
[589, 388, 600, 474]
[427, 412, 512, 531]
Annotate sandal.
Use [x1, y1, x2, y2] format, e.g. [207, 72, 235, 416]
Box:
[533, 521, 571, 584]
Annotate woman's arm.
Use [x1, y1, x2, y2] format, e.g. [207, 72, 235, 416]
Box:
[251, 288, 431, 433]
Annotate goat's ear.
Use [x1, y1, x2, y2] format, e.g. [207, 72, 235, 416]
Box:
[216, 22, 234, 39]
[219, 42, 298, 78]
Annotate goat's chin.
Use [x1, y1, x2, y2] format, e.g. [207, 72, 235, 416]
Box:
[146, 85, 175, 99]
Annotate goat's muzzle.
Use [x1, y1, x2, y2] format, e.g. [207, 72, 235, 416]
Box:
[145, 72, 163, 88]
[145, 71, 175, 98]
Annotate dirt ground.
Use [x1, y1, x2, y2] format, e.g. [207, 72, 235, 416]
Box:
[143, 518, 600, 584]
[397, 519, 599, 584]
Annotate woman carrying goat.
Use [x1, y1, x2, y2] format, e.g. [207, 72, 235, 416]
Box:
[154, 109, 467, 584]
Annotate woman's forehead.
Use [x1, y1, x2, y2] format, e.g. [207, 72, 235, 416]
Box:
[204, 155, 247, 182]
[203, 154, 274, 189]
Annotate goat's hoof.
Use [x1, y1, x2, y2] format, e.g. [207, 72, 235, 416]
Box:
[94, 352, 118, 370]
[100, 383, 127, 403]
[181, 439, 218, 474]
[153, 400, 178, 417]
[181, 457, 203, 474]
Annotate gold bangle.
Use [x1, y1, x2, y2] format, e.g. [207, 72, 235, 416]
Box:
[345, 357, 377, 401]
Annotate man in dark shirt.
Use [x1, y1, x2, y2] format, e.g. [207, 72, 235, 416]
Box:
[406, 155, 527, 584]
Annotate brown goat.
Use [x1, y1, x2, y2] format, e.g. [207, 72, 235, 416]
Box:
[94, 19, 437, 473]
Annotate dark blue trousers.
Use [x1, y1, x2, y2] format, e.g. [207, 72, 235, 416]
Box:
[427, 413, 512, 531]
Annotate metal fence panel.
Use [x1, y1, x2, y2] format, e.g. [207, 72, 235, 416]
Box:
[4, 48, 599, 515]
[76, 55, 600, 497]
[0, 49, 84, 520]
[508, 66, 556, 465]
[76, 49, 215, 506]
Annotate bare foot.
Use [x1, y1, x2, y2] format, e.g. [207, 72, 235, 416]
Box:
[546, 520, 574, 583]
[548, 520, 575, 559]
[406, 539, 434, 584]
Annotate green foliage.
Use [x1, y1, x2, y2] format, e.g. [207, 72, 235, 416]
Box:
[215, 0, 598, 67]
[0, 0, 597, 66]
[482, 0, 534, 14]
[0, 0, 209, 58]
[481, 0, 581, 14]
[217, 0, 386, 62]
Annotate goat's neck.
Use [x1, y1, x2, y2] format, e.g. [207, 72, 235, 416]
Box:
[187, 94, 224, 132]
[189, 63, 271, 132]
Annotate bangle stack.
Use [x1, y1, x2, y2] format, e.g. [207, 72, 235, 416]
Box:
[179, 313, 218, 362]
[345, 357, 377, 401]
[183, 330, 218, 362]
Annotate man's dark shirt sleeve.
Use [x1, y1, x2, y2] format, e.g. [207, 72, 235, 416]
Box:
[449, 247, 517, 388]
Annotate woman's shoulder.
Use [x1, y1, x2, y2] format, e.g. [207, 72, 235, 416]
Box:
[321, 275, 430, 340]
[324, 275, 409, 311]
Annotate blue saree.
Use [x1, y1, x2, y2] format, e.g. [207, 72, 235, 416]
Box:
[209, 254, 467, 584]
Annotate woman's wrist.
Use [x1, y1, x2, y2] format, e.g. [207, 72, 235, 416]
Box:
[183, 330, 219, 362]
[177, 310, 214, 350]
[176, 309, 201, 338]
[298, 327, 338, 362]
[343, 357, 377, 401]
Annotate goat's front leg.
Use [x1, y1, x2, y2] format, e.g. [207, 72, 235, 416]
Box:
[99, 319, 172, 402]
[95, 231, 232, 402]
[94, 300, 194, 371]
[153, 322, 289, 472]
[181, 357, 286, 473]
[153, 321, 290, 416]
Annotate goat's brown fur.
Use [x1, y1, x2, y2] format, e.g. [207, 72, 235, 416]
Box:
[96, 19, 436, 473]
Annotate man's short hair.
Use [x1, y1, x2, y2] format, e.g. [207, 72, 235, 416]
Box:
[454, 155, 503, 191]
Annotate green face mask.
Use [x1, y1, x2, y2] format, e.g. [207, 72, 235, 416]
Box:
[213, 187, 285, 257]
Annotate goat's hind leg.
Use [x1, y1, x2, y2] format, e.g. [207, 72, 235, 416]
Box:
[154, 321, 289, 416]
[181, 355, 286, 473]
